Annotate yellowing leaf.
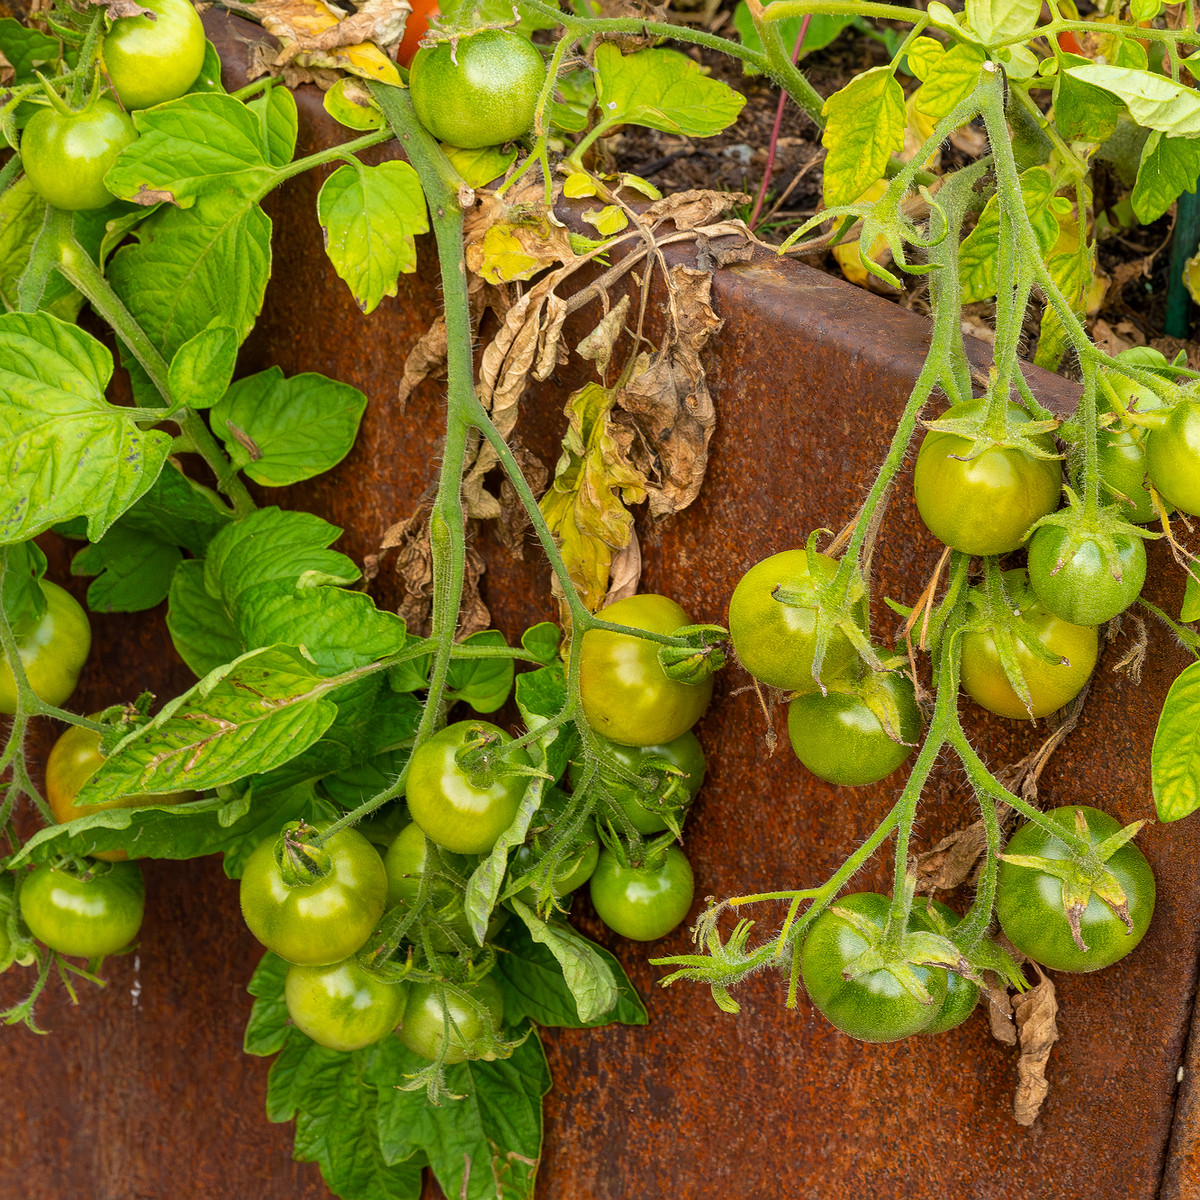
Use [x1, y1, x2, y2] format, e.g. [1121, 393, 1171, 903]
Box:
[466, 224, 543, 284]
[564, 173, 599, 198]
[821, 66, 906, 208]
[539, 383, 647, 615]
[582, 205, 629, 235]
[249, 0, 403, 86]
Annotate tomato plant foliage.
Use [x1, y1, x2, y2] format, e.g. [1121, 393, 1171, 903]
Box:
[4, 0, 1200, 1188]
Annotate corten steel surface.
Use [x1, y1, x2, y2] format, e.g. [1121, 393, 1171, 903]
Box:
[1, 11, 1199, 1198]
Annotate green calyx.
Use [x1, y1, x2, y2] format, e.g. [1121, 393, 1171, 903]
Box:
[657, 623, 729, 684]
[999, 809, 1148, 952]
[920, 397, 1061, 464]
[276, 822, 333, 887]
[454, 725, 548, 789]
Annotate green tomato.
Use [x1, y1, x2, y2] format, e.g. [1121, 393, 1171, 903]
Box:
[284, 957, 408, 1052]
[913, 402, 1062, 555]
[19, 860, 144, 958]
[239, 822, 388, 966]
[1146, 400, 1200, 516]
[996, 805, 1155, 972]
[786, 672, 921, 787]
[103, 0, 207, 110]
[0, 581, 92, 715]
[406, 721, 532, 855]
[727, 549, 863, 692]
[589, 845, 694, 941]
[398, 975, 505, 1064]
[580, 595, 712, 747]
[569, 731, 706, 834]
[799, 892, 947, 1042]
[1026, 525, 1146, 626]
[409, 29, 546, 149]
[20, 98, 137, 211]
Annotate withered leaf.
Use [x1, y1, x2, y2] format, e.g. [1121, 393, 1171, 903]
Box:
[642, 190, 751, 231]
[498, 442, 549, 560]
[396, 317, 448, 410]
[603, 528, 642, 606]
[576, 294, 631, 379]
[534, 294, 570, 382]
[914, 820, 988, 892]
[244, 0, 403, 83]
[984, 975, 1018, 1046]
[1013, 973, 1059, 1126]
[465, 184, 576, 286]
[539, 382, 648, 616]
[617, 265, 720, 518]
[90, 0, 155, 18]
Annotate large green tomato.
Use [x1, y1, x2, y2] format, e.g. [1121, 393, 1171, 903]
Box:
[406, 721, 532, 855]
[45, 721, 193, 861]
[996, 806, 1155, 972]
[239, 822, 388, 966]
[0, 581, 92, 715]
[1146, 400, 1200, 516]
[1025, 525, 1146, 626]
[408, 29, 546, 149]
[102, 0, 207, 110]
[19, 860, 144, 958]
[727, 549, 863, 692]
[589, 845, 694, 941]
[912, 402, 1062, 555]
[579, 594, 712, 747]
[284, 957, 408, 1052]
[398, 975, 505, 1064]
[20, 99, 137, 211]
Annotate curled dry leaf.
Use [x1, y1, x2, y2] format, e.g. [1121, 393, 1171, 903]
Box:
[497, 442, 549, 560]
[913, 819, 989, 893]
[91, 0, 155, 17]
[395, 317, 448, 410]
[1013, 972, 1059, 1126]
[464, 185, 577, 287]
[642, 190, 751, 232]
[243, 0, 403, 84]
[576, 294, 631, 379]
[539, 382, 648, 618]
[378, 493, 490, 638]
[617, 265, 721, 518]
[603, 529, 642, 606]
[985, 976, 1017, 1046]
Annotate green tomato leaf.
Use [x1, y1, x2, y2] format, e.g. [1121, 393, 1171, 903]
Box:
[494, 914, 647, 1028]
[247, 84, 299, 167]
[1183, 572, 1200, 623]
[167, 324, 239, 410]
[821, 66, 906, 207]
[0, 312, 171, 544]
[1154, 660, 1200, 821]
[188, 40, 227, 95]
[68, 644, 345, 802]
[0, 17, 59, 78]
[959, 166, 1060, 302]
[210, 366, 369, 486]
[244, 951, 291, 1056]
[593, 43, 746, 138]
[323, 77, 386, 130]
[317, 161, 429, 316]
[6, 783, 335, 871]
[1054, 53, 1123, 143]
[520, 621, 561, 665]
[905, 35, 945, 82]
[443, 144, 519, 188]
[1068, 65, 1200, 137]
[508, 901, 622, 1024]
[913, 42, 988, 122]
[1131, 129, 1200, 224]
[0, 178, 82, 320]
[515, 662, 572, 781]
[371, 1033, 549, 1200]
[1, 541, 48, 635]
[107, 191, 272, 362]
[964, 0, 1039, 45]
[167, 559, 242, 676]
[204, 506, 360, 613]
[267, 1036, 426, 1200]
[445, 629, 515, 713]
[549, 65, 595, 133]
[105, 93, 286, 207]
[71, 525, 182, 613]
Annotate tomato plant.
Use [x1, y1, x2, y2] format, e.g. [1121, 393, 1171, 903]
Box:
[19, 96, 137, 211]
[284, 956, 409, 1051]
[102, 0, 207, 111]
[398, 975, 505, 1064]
[997, 806, 1156, 973]
[579, 594, 712, 747]
[405, 720, 533, 855]
[0, 582, 91, 715]
[19, 860, 144, 958]
[239, 822, 388, 966]
[408, 29, 545, 149]
[589, 844, 694, 942]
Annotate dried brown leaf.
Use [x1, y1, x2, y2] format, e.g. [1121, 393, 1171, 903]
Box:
[464, 185, 577, 286]
[617, 265, 720, 517]
[93, 0, 155, 17]
[1013, 973, 1059, 1126]
[534, 294, 570, 382]
[576, 294, 631, 378]
[642, 190, 750, 231]
[914, 820, 988, 892]
[497, 443, 549, 559]
[243, 0, 404, 81]
[603, 529, 642, 606]
[396, 316, 448, 410]
[985, 979, 1017, 1046]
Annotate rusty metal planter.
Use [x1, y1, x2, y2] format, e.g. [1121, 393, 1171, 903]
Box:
[2, 13, 1199, 1198]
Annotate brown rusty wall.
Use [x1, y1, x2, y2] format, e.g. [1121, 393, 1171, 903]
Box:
[2, 12, 1198, 1198]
